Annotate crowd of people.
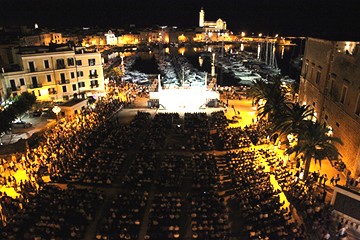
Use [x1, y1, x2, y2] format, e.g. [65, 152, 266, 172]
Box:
[3, 185, 104, 240]
[1, 86, 358, 240]
[223, 149, 306, 239]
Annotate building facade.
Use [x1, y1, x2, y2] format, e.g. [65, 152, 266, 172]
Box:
[20, 32, 64, 46]
[0, 46, 105, 103]
[198, 8, 227, 32]
[299, 37, 360, 176]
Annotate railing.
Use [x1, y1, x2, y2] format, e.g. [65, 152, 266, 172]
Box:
[89, 74, 98, 79]
[90, 84, 99, 88]
[9, 86, 20, 91]
[49, 91, 57, 95]
[28, 67, 37, 72]
[29, 83, 42, 89]
[57, 80, 70, 84]
[56, 64, 66, 69]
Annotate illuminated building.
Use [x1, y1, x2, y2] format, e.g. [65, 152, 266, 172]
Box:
[104, 30, 118, 45]
[0, 46, 105, 102]
[299, 38, 360, 176]
[198, 8, 227, 32]
[82, 35, 106, 47]
[20, 32, 64, 46]
[117, 33, 140, 45]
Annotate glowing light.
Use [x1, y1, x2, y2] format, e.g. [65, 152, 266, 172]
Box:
[178, 47, 186, 55]
[241, 32, 246, 37]
[40, 89, 48, 96]
[240, 43, 244, 51]
[326, 126, 333, 137]
[258, 33, 263, 37]
[199, 56, 203, 67]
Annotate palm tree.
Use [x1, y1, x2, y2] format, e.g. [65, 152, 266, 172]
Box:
[257, 84, 287, 122]
[286, 120, 343, 179]
[247, 78, 287, 122]
[271, 102, 314, 140]
[246, 79, 269, 106]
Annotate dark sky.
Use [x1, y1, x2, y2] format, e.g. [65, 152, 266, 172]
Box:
[0, 0, 359, 40]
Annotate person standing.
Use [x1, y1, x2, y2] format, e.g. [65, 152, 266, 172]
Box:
[335, 174, 340, 185]
[330, 176, 335, 186]
[355, 175, 360, 187]
[323, 174, 328, 187]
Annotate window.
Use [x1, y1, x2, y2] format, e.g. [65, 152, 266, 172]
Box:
[48, 88, 56, 94]
[19, 78, 25, 86]
[77, 71, 84, 77]
[31, 76, 37, 84]
[72, 84, 77, 91]
[356, 94, 360, 116]
[44, 60, 50, 69]
[71, 72, 75, 79]
[315, 71, 321, 84]
[47, 75, 52, 82]
[330, 79, 335, 95]
[325, 114, 328, 121]
[310, 66, 314, 81]
[10, 79, 16, 91]
[78, 82, 85, 88]
[88, 58, 96, 66]
[76, 59, 82, 66]
[62, 86, 67, 92]
[38, 90, 41, 96]
[29, 61, 36, 72]
[89, 69, 98, 78]
[304, 63, 308, 78]
[90, 80, 99, 88]
[67, 58, 74, 66]
[56, 59, 65, 69]
[340, 85, 347, 104]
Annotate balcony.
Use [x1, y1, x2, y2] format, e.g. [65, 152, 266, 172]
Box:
[90, 83, 99, 88]
[28, 67, 38, 72]
[89, 74, 98, 79]
[56, 63, 66, 69]
[9, 86, 20, 92]
[49, 91, 57, 95]
[29, 83, 42, 89]
[57, 80, 70, 84]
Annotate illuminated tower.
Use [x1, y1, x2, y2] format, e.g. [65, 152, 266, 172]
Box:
[199, 8, 205, 27]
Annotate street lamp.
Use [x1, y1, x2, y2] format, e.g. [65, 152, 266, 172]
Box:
[52, 106, 61, 121]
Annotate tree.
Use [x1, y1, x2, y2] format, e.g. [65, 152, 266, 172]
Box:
[0, 92, 36, 134]
[271, 102, 314, 140]
[12, 92, 36, 118]
[246, 79, 269, 106]
[286, 120, 343, 179]
[247, 78, 287, 122]
[106, 67, 122, 81]
[257, 84, 287, 122]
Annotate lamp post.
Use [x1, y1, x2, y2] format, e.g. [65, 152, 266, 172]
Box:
[52, 106, 61, 121]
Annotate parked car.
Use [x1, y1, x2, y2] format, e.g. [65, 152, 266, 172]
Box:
[12, 121, 32, 129]
[29, 109, 42, 117]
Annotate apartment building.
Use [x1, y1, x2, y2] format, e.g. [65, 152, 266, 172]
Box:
[0, 46, 105, 102]
[299, 38, 360, 176]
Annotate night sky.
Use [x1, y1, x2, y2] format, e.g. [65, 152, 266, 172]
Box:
[1, 0, 359, 40]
